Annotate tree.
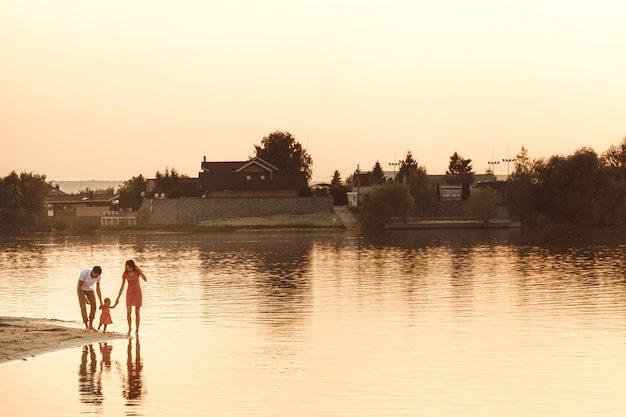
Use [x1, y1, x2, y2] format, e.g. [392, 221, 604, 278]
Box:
[361, 182, 414, 225]
[0, 171, 51, 234]
[153, 168, 185, 198]
[506, 144, 626, 226]
[464, 188, 496, 223]
[406, 167, 433, 217]
[370, 161, 386, 185]
[331, 170, 343, 187]
[446, 152, 474, 200]
[511, 146, 533, 177]
[600, 136, 626, 167]
[592, 164, 626, 226]
[79, 187, 116, 195]
[329, 170, 347, 205]
[254, 130, 313, 182]
[397, 151, 419, 183]
[118, 175, 148, 210]
[508, 146, 537, 222]
[534, 148, 601, 224]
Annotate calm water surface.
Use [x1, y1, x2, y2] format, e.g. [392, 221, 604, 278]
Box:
[1, 228, 626, 416]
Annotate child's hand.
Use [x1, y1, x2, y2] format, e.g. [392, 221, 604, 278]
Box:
[113, 300, 119, 307]
[99, 305, 102, 310]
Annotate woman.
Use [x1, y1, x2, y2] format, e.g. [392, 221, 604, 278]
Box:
[115, 260, 147, 335]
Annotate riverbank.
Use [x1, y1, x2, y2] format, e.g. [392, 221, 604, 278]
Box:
[385, 218, 521, 229]
[0, 316, 127, 364]
[196, 211, 348, 229]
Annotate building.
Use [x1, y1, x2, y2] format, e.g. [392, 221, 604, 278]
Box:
[198, 156, 308, 198]
[46, 191, 133, 227]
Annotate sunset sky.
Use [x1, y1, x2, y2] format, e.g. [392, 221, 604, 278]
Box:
[2, 1, 625, 183]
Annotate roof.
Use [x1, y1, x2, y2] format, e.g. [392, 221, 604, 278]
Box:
[48, 185, 68, 197]
[201, 161, 246, 173]
[47, 193, 119, 204]
[201, 157, 278, 173]
[429, 173, 496, 186]
[311, 181, 331, 187]
[235, 157, 278, 172]
[474, 181, 510, 189]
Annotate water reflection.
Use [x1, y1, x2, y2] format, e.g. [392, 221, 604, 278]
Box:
[195, 234, 315, 334]
[3, 230, 626, 417]
[385, 228, 522, 248]
[78, 344, 103, 406]
[0, 237, 54, 270]
[253, 243, 312, 329]
[122, 337, 145, 406]
[100, 342, 113, 368]
[76, 339, 146, 414]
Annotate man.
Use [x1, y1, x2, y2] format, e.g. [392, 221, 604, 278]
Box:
[77, 266, 103, 331]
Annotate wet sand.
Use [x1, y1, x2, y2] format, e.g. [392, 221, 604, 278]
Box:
[0, 316, 127, 364]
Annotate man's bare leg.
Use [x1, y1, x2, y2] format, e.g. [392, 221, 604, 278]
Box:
[78, 290, 89, 330]
[88, 296, 97, 330]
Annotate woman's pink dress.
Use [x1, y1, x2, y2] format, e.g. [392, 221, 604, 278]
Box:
[123, 271, 143, 307]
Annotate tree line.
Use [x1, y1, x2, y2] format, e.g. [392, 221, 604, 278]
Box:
[324, 138, 626, 227]
[509, 143, 626, 226]
[324, 149, 476, 223]
[2, 132, 626, 233]
[0, 131, 314, 233]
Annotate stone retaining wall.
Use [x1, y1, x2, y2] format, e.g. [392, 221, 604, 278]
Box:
[139, 196, 333, 225]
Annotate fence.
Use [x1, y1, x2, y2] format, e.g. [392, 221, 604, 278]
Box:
[140, 196, 333, 225]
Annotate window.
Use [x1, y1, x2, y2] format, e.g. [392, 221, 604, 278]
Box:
[246, 175, 251, 180]
[260, 175, 266, 180]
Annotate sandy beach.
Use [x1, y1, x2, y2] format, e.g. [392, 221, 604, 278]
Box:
[0, 316, 127, 364]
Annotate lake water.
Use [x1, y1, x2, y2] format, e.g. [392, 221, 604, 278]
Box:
[1, 228, 626, 416]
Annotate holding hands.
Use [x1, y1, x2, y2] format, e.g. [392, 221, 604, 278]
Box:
[136, 265, 147, 282]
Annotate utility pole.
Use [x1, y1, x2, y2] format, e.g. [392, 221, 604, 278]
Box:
[502, 158, 515, 178]
[388, 161, 400, 182]
[354, 164, 361, 207]
[487, 160, 500, 177]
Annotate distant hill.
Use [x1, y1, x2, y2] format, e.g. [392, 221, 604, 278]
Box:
[51, 180, 124, 195]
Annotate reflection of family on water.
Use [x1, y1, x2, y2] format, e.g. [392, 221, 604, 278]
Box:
[78, 338, 146, 407]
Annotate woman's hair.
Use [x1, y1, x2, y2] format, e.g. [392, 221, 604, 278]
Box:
[125, 260, 137, 271]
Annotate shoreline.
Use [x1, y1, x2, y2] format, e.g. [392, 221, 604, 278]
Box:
[0, 316, 127, 365]
[385, 218, 521, 229]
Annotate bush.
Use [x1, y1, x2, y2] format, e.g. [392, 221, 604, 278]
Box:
[464, 188, 496, 223]
[361, 183, 414, 225]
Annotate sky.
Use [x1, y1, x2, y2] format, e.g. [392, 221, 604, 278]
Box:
[2, 1, 625, 183]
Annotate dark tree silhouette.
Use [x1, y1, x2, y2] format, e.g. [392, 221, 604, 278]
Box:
[254, 131, 313, 182]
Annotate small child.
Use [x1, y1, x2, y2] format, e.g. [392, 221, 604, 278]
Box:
[98, 297, 118, 332]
